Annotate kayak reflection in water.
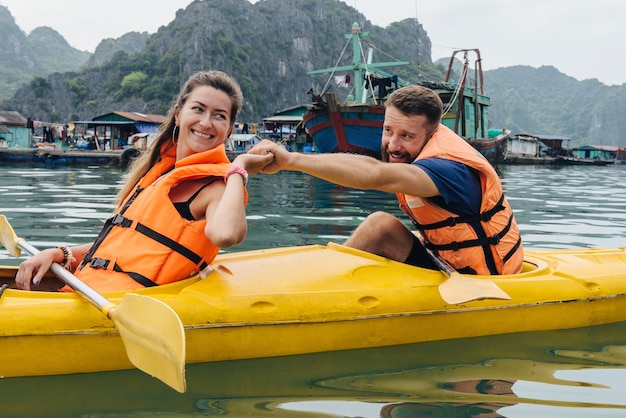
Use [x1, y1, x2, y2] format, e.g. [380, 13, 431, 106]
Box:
[380, 379, 516, 417]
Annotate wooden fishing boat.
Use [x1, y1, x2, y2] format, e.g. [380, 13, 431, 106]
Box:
[2, 241, 626, 386]
[303, 24, 508, 165]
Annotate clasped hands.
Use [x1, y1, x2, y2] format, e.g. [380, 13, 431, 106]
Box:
[244, 139, 290, 174]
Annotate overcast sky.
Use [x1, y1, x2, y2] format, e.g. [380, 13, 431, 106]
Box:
[2, 0, 624, 86]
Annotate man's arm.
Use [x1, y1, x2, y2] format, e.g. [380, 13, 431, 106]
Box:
[249, 140, 439, 198]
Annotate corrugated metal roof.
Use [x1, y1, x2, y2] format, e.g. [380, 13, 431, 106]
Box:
[93, 111, 166, 124]
[262, 115, 303, 123]
[0, 111, 27, 126]
[516, 133, 572, 141]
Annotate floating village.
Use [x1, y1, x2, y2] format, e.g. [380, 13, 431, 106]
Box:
[1, 104, 623, 169]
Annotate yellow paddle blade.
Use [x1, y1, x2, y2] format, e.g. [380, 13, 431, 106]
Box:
[439, 272, 511, 304]
[0, 215, 21, 257]
[1, 214, 186, 392]
[110, 293, 187, 393]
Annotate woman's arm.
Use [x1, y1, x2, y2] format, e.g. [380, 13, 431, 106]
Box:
[203, 152, 273, 248]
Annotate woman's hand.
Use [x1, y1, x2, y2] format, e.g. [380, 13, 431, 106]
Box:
[15, 248, 62, 291]
[247, 140, 290, 174]
[232, 150, 274, 174]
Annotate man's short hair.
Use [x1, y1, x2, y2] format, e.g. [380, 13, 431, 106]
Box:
[385, 85, 443, 127]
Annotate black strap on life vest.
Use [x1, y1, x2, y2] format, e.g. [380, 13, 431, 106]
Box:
[503, 236, 523, 263]
[111, 213, 208, 269]
[81, 213, 208, 286]
[416, 194, 506, 231]
[423, 212, 514, 252]
[86, 257, 158, 287]
[79, 182, 208, 287]
[410, 194, 519, 275]
[80, 186, 144, 270]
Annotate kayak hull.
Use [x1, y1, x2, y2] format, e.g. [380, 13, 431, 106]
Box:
[1, 243, 626, 378]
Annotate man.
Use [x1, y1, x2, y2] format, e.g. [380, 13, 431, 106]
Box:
[250, 85, 523, 275]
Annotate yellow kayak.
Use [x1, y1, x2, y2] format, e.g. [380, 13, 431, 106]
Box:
[1, 242, 626, 379]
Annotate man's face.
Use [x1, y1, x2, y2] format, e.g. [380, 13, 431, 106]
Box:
[381, 106, 435, 163]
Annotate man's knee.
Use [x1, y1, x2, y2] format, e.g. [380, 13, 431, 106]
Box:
[351, 212, 409, 246]
[363, 211, 400, 228]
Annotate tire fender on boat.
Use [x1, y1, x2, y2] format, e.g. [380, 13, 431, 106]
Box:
[120, 148, 142, 170]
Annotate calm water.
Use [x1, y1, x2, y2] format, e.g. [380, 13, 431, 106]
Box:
[1, 162, 625, 417]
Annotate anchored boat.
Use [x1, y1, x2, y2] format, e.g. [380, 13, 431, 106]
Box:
[2, 242, 626, 383]
[303, 23, 508, 164]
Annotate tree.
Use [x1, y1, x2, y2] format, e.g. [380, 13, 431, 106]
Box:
[120, 71, 148, 96]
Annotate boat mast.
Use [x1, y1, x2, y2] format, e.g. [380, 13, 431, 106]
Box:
[348, 23, 367, 103]
[307, 23, 410, 105]
[444, 49, 485, 139]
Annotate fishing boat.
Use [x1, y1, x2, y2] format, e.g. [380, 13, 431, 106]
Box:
[2, 216, 626, 392]
[302, 24, 508, 164]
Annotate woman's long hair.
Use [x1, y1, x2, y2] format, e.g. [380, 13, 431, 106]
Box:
[116, 70, 243, 204]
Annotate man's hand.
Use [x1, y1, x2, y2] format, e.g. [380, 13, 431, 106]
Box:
[248, 140, 290, 174]
[231, 151, 274, 175]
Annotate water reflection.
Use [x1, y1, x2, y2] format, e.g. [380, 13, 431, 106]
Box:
[3, 320, 626, 417]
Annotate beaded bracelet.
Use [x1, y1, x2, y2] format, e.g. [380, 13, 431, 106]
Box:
[56, 246, 75, 270]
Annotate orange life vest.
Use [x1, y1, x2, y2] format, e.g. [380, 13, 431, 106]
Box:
[397, 125, 523, 275]
[71, 143, 247, 292]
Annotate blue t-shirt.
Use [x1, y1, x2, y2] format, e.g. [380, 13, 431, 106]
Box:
[413, 157, 481, 216]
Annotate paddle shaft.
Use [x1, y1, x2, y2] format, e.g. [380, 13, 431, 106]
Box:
[424, 246, 455, 276]
[17, 240, 114, 313]
[413, 231, 456, 276]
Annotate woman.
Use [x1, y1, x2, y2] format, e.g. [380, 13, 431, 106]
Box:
[16, 70, 273, 292]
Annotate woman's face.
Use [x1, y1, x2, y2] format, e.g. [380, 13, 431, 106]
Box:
[175, 85, 234, 157]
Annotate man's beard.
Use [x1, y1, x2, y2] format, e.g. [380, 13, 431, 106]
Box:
[381, 145, 415, 163]
[381, 145, 390, 162]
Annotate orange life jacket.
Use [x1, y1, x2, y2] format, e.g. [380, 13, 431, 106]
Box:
[71, 143, 247, 292]
[396, 125, 523, 275]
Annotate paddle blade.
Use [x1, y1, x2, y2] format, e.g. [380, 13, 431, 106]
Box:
[110, 293, 187, 393]
[0, 215, 21, 257]
[439, 272, 511, 304]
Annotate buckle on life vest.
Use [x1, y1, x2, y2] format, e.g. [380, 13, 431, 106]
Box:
[489, 235, 501, 245]
[90, 257, 110, 269]
[480, 212, 493, 222]
[111, 214, 132, 227]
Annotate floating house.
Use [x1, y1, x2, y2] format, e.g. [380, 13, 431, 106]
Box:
[0, 111, 29, 148]
[572, 145, 622, 161]
[226, 134, 262, 153]
[504, 134, 570, 164]
[71, 111, 166, 150]
[262, 104, 311, 152]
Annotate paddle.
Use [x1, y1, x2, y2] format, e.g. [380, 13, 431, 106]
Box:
[416, 233, 511, 304]
[0, 215, 186, 393]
